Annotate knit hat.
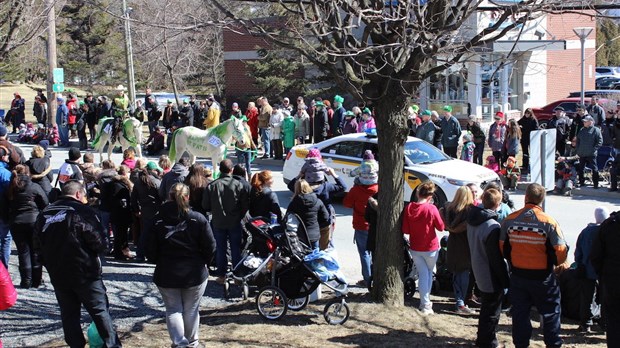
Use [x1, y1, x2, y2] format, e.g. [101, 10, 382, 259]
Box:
[363, 150, 374, 160]
[0, 125, 7, 137]
[307, 148, 322, 159]
[595, 207, 610, 224]
[345, 110, 354, 117]
[443, 105, 452, 112]
[421, 110, 432, 117]
[334, 95, 344, 104]
[68, 147, 81, 161]
[39, 140, 49, 150]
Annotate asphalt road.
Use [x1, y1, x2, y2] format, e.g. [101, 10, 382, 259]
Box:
[1, 139, 619, 346]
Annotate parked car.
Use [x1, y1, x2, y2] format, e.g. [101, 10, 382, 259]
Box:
[596, 67, 620, 79]
[282, 133, 501, 206]
[531, 97, 608, 128]
[136, 92, 190, 111]
[595, 77, 620, 90]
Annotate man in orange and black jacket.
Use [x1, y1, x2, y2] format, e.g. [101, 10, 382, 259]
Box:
[500, 183, 568, 348]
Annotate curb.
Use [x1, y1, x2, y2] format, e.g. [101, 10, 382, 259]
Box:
[517, 181, 620, 200]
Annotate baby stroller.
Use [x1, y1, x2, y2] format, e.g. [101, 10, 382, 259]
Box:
[247, 213, 350, 324]
[403, 237, 418, 299]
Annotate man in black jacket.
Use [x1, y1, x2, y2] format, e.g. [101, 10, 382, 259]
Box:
[34, 181, 122, 348]
[591, 210, 620, 346]
[202, 159, 249, 283]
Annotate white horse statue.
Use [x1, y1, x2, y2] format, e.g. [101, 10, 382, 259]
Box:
[168, 117, 247, 177]
[91, 117, 143, 162]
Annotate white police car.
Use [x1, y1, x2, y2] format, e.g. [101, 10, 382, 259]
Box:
[282, 133, 501, 206]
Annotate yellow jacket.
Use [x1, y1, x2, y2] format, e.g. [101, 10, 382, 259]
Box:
[203, 103, 221, 129]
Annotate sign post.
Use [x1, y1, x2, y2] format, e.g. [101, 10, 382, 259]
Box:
[530, 129, 556, 209]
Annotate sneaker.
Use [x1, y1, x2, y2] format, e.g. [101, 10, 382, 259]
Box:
[469, 294, 481, 305]
[355, 280, 367, 288]
[579, 325, 591, 334]
[420, 307, 434, 315]
[456, 305, 475, 315]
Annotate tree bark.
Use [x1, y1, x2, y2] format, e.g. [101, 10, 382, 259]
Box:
[370, 87, 409, 306]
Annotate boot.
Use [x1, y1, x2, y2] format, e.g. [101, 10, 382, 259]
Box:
[31, 266, 43, 288]
[19, 266, 32, 289]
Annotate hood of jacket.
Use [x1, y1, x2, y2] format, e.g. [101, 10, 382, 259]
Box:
[297, 192, 320, 207]
[442, 205, 470, 232]
[467, 205, 498, 226]
[157, 201, 183, 224]
[97, 168, 117, 184]
[170, 163, 189, 176]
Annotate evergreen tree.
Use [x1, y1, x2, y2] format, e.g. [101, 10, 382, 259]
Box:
[245, 48, 309, 100]
[57, 0, 125, 86]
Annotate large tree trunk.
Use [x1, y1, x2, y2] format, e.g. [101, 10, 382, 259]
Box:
[370, 88, 409, 306]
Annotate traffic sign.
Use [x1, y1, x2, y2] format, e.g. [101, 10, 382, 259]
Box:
[53, 68, 64, 83]
[53, 83, 65, 92]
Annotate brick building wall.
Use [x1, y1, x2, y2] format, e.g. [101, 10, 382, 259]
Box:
[546, 12, 596, 103]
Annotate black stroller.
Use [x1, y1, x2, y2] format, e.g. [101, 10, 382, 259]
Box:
[228, 214, 350, 324]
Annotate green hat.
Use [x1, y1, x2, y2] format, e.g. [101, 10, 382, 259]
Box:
[443, 105, 452, 112]
[345, 110, 354, 117]
[362, 108, 371, 115]
[183, 98, 189, 104]
[315, 101, 324, 107]
[334, 95, 344, 104]
[167, 99, 172, 104]
[79, 101, 85, 106]
[146, 161, 163, 172]
[411, 105, 419, 113]
[421, 110, 432, 116]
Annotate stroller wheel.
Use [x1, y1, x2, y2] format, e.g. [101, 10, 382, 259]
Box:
[323, 298, 350, 325]
[223, 279, 230, 299]
[404, 278, 416, 299]
[242, 283, 250, 300]
[287, 294, 310, 311]
[256, 286, 288, 320]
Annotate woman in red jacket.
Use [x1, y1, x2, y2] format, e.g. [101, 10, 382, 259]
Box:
[246, 102, 259, 146]
[402, 181, 445, 315]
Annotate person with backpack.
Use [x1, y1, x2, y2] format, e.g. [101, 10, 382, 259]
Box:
[57, 148, 83, 188]
[99, 166, 134, 261]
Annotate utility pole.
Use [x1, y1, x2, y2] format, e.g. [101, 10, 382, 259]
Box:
[122, 0, 136, 110]
[45, 0, 58, 126]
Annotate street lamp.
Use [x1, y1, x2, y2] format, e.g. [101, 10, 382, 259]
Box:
[122, 1, 136, 110]
[573, 27, 593, 106]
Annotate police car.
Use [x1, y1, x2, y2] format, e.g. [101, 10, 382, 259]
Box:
[282, 132, 501, 206]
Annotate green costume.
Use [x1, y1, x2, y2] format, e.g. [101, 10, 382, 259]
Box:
[112, 95, 129, 119]
[282, 115, 296, 149]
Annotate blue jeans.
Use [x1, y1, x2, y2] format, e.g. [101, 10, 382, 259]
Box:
[354, 230, 372, 286]
[410, 249, 439, 309]
[0, 220, 11, 269]
[510, 273, 562, 348]
[260, 128, 270, 156]
[213, 224, 243, 276]
[453, 270, 470, 308]
[235, 149, 252, 178]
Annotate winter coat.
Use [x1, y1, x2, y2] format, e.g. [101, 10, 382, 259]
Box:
[96, 169, 117, 212]
[466, 206, 509, 293]
[517, 116, 539, 145]
[57, 160, 83, 187]
[34, 197, 107, 287]
[332, 106, 345, 136]
[591, 211, 620, 285]
[27, 156, 53, 195]
[121, 158, 136, 170]
[202, 174, 249, 229]
[147, 201, 216, 288]
[246, 107, 260, 139]
[9, 175, 48, 225]
[576, 125, 603, 158]
[343, 183, 378, 231]
[600, 118, 616, 146]
[467, 122, 486, 145]
[273, 112, 289, 139]
[401, 201, 445, 252]
[365, 196, 378, 252]
[258, 104, 272, 129]
[461, 142, 475, 162]
[204, 102, 221, 129]
[131, 172, 162, 223]
[588, 103, 605, 126]
[416, 120, 436, 144]
[281, 116, 296, 149]
[440, 116, 462, 148]
[342, 118, 358, 135]
[575, 223, 600, 280]
[159, 163, 189, 200]
[313, 108, 329, 139]
[56, 103, 69, 126]
[249, 186, 282, 223]
[286, 192, 330, 243]
[488, 122, 506, 152]
[294, 111, 310, 139]
[358, 117, 376, 133]
[287, 176, 347, 213]
[440, 204, 471, 273]
[179, 105, 194, 127]
[100, 175, 132, 225]
[504, 135, 520, 156]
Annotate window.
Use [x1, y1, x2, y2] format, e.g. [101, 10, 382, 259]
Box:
[556, 103, 577, 114]
[404, 141, 450, 165]
[322, 141, 364, 158]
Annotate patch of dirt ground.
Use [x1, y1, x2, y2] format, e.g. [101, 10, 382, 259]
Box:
[42, 291, 606, 348]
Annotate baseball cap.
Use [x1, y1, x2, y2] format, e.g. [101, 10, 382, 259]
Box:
[583, 115, 594, 123]
[553, 106, 564, 111]
[411, 105, 420, 113]
[443, 105, 452, 112]
[146, 161, 163, 172]
[421, 110, 432, 116]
